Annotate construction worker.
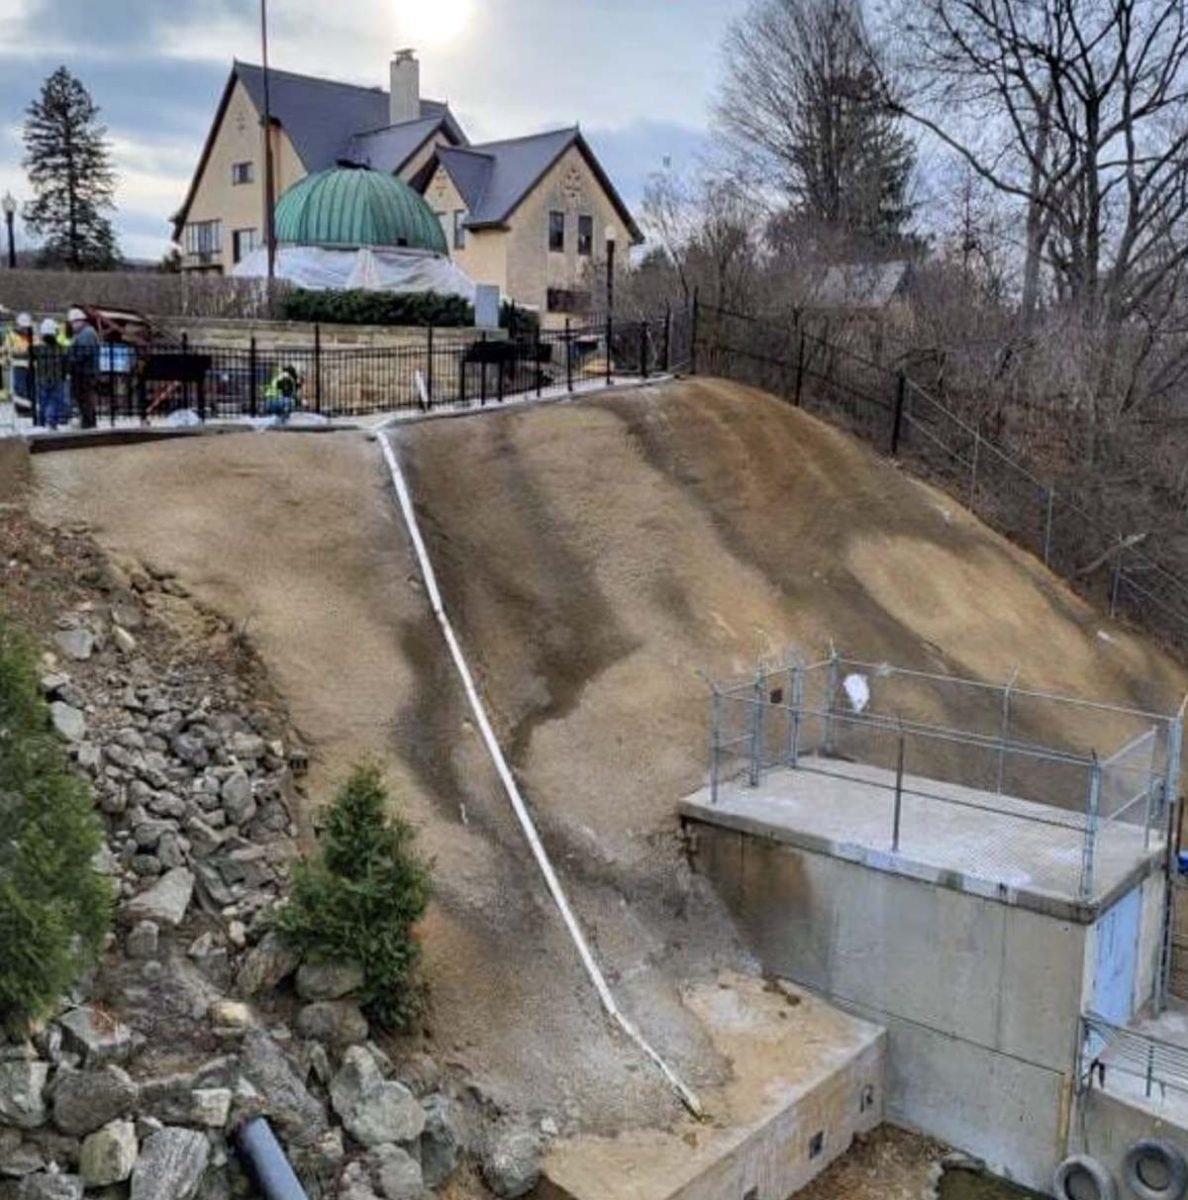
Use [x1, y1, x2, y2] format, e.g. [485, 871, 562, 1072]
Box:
[33, 318, 68, 430]
[263, 364, 303, 423]
[66, 307, 100, 429]
[5, 312, 35, 415]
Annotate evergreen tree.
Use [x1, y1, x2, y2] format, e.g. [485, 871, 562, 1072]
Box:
[719, 0, 916, 250]
[274, 764, 432, 1030]
[22, 67, 120, 270]
[0, 617, 112, 1026]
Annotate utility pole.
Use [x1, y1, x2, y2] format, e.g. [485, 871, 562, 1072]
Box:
[260, 0, 278, 284]
[2, 193, 15, 269]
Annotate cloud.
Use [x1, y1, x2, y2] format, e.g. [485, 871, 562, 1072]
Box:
[0, 0, 749, 259]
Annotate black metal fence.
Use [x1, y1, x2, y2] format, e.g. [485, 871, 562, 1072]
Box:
[693, 300, 1188, 656]
[15, 309, 688, 429]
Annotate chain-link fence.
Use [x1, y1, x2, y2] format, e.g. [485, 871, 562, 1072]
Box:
[708, 651, 1183, 903]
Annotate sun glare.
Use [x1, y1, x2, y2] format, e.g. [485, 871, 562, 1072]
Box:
[396, 0, 475, 49]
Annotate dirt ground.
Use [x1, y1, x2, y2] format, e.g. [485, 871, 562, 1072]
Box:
[30, 378, 1188, 1158]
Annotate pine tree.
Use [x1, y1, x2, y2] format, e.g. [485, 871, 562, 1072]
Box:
[22, 67, 120, 270]
[274, 764, 432, 1029]
[0, 618, 113, 1026]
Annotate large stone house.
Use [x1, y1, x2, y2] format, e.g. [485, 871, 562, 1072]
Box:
[172, 52, 642, 325]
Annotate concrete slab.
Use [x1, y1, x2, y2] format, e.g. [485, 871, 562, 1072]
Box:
[541, 972, 885, 1200]
[681, 760, 1161, 920]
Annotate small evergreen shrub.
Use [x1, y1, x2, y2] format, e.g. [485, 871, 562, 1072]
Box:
[0, 617, 112, 1026]
[274, 764, 432, 1030]
[280, 289, 473, 327]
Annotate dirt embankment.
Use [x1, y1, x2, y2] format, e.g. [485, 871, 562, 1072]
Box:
[30, 378, 1188, 1144]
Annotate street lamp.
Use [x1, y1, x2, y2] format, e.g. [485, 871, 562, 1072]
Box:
[1, 193, 16, 270]
[605, 225, 616, 318]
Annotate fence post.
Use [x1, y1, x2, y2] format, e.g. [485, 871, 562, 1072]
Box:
[181, 332, 189, 416]
[789, 659, 805, 767]
[640, 321, 649, 381]
[425, 325, 434, 409]
[1110, 545, 1125, 618]
[969, 425, 981, 511]
[249, 336, 258, 417]
[137, 350, 148, 425]
[479, 331, 488, 407]
[535, 324, 543, 399]
[824, 649, 841, 755]
[497, 337, 505, 404]
[1165, 702, 1185, 827]
[1081, 754, 1102, 902]
[690, 289, 700, 376]
[890, 371, 906, 456]
[1043, 486, 1056, 567]
[710, 686, 722, 805]
[566, 318, 574, 393]
[663, 303, 671, 373]
[997, 670, 1017, 795]
[748, 667, 765, 788]
[605, 314, 613, 387]
[892, 718, 906, 852]
[314, 323, 323, 415]
[794, 328, 806, 408]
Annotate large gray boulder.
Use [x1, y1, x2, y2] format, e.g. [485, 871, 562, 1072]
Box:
[78, 1119, 138, 1187]
[296, 1000, 368, 1046]
[52, 1066, 138, 1135]
[0, 1061, 50, 1129]
[295, 962, 364, 1002]
[53, 629, 94, 662]
[49, 702, 86, 742]
[123, 868, 194, 928]
[16, 1171, 84, 1200]
[370, 1144, 423, 1200]
[235, 933, 299, 998]
[481, 1127, 543, 1199]
[329, 1048, 424, 1149]
[57, 1008, 132, 1067]
[239, 1031, 326, 1149]
[420, 1093, 462, 1188]
[129, 1127, 209, 1200]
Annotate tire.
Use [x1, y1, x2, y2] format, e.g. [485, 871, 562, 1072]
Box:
[1053, 1155, 1117, 1200]
[1123, 1140, 1188, 1200]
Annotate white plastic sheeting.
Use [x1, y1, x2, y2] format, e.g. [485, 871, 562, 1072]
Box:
[232, 245, 477, 300]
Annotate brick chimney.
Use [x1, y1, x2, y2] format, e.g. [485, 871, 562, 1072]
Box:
[390, 50, 420, 126]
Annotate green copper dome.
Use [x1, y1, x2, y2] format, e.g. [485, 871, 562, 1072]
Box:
[275, 167, 447, 254]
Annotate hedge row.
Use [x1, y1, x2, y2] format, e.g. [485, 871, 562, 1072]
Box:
[280, 289, 473, 327]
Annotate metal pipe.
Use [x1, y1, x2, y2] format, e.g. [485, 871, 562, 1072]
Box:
[235, 1117, 309, 1200]
[892, 718, 905, 852]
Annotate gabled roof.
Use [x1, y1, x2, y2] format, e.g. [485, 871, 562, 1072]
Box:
[809, 260, 914, 309]
[171, 62, 467, 237]
[235, 62, 467, 170]
[346, 117, 449, 175]
[428, 128, 642, 243]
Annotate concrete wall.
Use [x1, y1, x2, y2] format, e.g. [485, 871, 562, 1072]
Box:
[159, 317, 491, 351]
[690, 822, 1092, 1191]
[181, 80, 308, 275]
[1073, 1089, 1188, 1192]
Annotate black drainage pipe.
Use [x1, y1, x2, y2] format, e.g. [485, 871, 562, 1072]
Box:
[234, 1116, 310, 1200]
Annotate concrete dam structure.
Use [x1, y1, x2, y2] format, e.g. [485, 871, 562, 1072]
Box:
[682, 652, 1187, 1194]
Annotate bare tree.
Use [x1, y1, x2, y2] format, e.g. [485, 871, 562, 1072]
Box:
[718, 0, 916, 251]
[886, 0, 1188, 348]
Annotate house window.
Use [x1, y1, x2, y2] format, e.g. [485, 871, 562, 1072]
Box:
[453, 210, 467, 250]
[184, 220, 222, 257]
[231, 161, 254, 185]
[547, 287, 592, 314]
[577, 214, 593, 256]
[232, 228, 258, 264]
[548, 210, 565, 252]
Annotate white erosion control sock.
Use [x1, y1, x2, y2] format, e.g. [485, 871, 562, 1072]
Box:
[377, 429, 703, 1119]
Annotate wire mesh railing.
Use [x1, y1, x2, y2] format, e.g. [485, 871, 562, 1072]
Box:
[693, 300, 1188, 655]
[7, 308, 688, 432]
[1080, 1013, 1188, 1103]
[707, 651, 1182, 902]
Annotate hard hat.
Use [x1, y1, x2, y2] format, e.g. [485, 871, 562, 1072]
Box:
[39, 318, 58, 337]
[67, 306, 87, 323]
[16, 312, 33, 329]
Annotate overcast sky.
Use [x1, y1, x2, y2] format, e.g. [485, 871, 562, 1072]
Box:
[0, 0, 750, 261]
